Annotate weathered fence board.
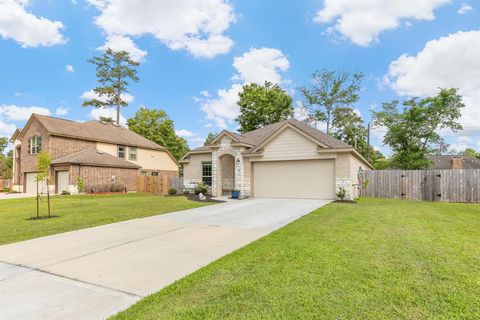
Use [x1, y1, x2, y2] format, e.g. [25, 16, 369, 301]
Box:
[136, 171, 178, 195]
[359, 169, 480, 203]
[170, 177, 184, 193]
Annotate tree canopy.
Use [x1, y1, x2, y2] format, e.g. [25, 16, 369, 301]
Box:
[83, 48, 139, 126]
[127, 107, 189, 160]
[299, 70, 363, 134]
[236, 81, 293, 133]
[374, 88, 464, 169]
[0, 137, 12, 179]
[204, 132, 217, 146]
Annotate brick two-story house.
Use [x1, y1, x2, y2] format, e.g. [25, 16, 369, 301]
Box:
[10, 114, 179, 194]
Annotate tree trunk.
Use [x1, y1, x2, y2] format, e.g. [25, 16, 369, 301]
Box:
[47, 179, 51, 218]
[36, 180, 39, 219]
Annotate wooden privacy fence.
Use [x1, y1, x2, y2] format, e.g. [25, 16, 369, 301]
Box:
[0, 179, 12, 192]
[170, 177, 184, 193]
[136, 171, 178, 195]
[358, 169, 480, 203]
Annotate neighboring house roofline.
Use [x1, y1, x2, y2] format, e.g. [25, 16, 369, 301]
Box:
[52, 148, 142, 169]
[17, 114, 166, 151]
[9, 128, 22, 142]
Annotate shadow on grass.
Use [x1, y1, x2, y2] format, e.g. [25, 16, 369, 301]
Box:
[26, 215, 60, 221]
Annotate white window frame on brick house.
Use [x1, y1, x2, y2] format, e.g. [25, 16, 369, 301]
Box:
[129, 146, 137, 161]
[117, 145, 126, 159]
[151, 171, 159, 176]
[29, 136, 41, 154]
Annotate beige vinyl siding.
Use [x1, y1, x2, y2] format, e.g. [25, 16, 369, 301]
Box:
[97, 142, 178, 171]
[259, 128, 320, 161]
[253, 160, 335, 199]
[183, 153, 212, 180]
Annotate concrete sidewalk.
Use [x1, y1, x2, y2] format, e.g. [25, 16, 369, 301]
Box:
[0, 198, 329, 320]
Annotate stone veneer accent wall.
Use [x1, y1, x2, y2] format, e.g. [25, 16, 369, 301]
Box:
[211, 136, 250, 197]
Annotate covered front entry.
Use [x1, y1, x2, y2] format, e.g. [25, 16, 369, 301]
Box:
[253, 159, 335, 199]
[217, 154, 235, 196]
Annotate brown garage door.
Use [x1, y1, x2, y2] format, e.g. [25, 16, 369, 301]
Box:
[253, 159, 335, 199]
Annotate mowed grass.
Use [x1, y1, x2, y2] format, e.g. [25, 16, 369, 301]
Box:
[0, 193, 209, 245]
[112, 198, 480, 320]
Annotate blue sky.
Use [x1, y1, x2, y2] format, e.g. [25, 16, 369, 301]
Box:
[0, 0, 479, 154]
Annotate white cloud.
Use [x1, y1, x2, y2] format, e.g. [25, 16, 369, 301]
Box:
[0, 119, 16, 137]
[458, 3, 473, 14]
[232, 47, 290, 84]
[0, 104, 51, 121]
[385, 30, 480, 137]
[199, 47, 290, 129]
[175, 129, 195, 137]
[89, 107, 127, 126]
[80, 90, 135, 104]
[65, 64, 74, 72]
[449, 136, 472, 153]
[97, 34, 147, 62]
[0, 0, 66, 47]
[315, 0, 451, 46]
[88, 0, 236, 58]
[55, 106, 69, 116]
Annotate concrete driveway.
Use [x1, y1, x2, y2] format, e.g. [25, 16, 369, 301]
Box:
[0, 198, 329, 320]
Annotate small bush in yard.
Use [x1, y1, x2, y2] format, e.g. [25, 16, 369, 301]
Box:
[336, 187, 347, 201]
[168, 188, 177, 196]
[76, 177, 85, 194]
[111, 184, 125, 193]
[194, 183, 209, 195]
[61, 190, 70, 196]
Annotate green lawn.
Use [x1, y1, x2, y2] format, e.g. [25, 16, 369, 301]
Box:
[0, 193, 209, 245]
[111, 198, 480, 320]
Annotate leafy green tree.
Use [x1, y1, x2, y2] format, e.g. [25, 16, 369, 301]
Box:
[0, 137, 7, 153]
[236, 81, 293, 133]
[462, 148, 480, 159]
[204, 132, 217, 145]
[127, 107, 189, 160]
[0, 137, 12, 179]
[83, 48, 140, 126]
[35, 151, 53, 218]
[374, 88, 464, 169]
[299, 70, 363, 134]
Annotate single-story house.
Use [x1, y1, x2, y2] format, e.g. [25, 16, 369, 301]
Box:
[427, 155, 480, 169]
[10, 114, 179, 194]
[180, 119, 373, 200]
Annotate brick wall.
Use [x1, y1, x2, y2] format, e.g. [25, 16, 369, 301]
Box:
[70, 165, 138, 191]
[19, 120, 50, 184]
[49, 135, 96, 159]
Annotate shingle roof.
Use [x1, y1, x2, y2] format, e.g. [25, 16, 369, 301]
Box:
[188, 118, 350, 154]
[427, 155, 480, 169]
[32, 114, 164, 151]
[52, 148, 141, 169]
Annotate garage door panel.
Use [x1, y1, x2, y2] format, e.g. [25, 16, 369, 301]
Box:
[253, 160, 334, 199]
[25, 173, 47, 194]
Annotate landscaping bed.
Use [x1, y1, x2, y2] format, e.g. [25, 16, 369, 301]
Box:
[185, 194, 225, 203]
